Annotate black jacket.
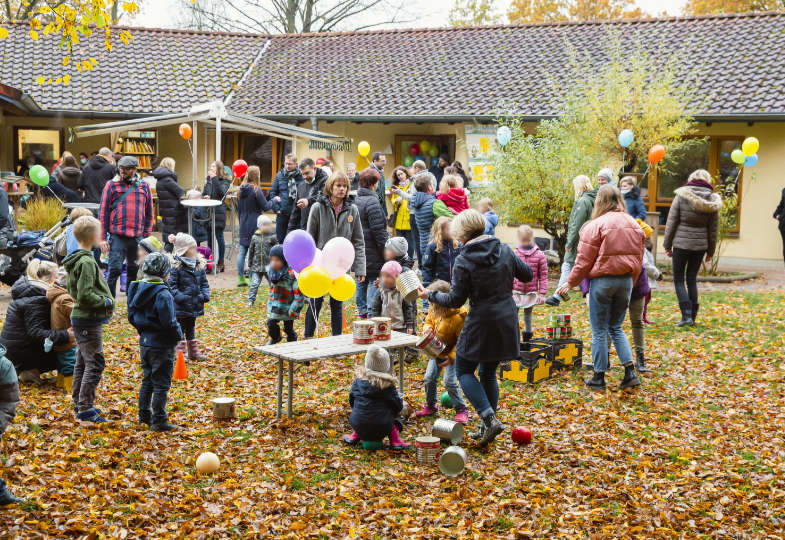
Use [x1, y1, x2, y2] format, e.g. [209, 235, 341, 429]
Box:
[79, 155, 116, 203]
[287, 167, 329, 234]
[430, 236, 532, 363]
[0, 277, 70, 372]
[127, 279, 183, 349]
[348, 378, 403, 441]
[392, 253, 414, 271]
[237, 184, 272, 248]
[354, 187, 389, 277]
[43, 178, 82, 203]
[152, 166, 186, 236]
[168, 256, 210, 319]
[775, 188, 785, 227]
[202, 175, 231, 230]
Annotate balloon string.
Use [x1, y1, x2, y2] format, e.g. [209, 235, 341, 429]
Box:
[45, 185, 64, 206]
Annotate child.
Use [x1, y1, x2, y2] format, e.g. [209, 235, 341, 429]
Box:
[186, 190, 210, 245]
[436, 174, 469, 214]
[384, 236, 413, 270]
[642, 237, 661, 325]
[0, 345, 22, 505]
[62, 215, 114, 423]
[47, 268, 78, 393]
[620, 176, 647, 221]
[415, 280, 469, 424]
[512, 225, 548, 345]
[64, 207, 94, 257]
[421, 216, 459, 313]
[247, 215, 278, 306]
[478, 198, 498, 237]
[127, 253, 183, 432]
[137, 235, 163, 265]
[265, 245, 305, 344]
[343, 345, 410, 450]
[168, 233, 210, 361]
[369, 261, 415, 334]
[407, 174, 454, 274]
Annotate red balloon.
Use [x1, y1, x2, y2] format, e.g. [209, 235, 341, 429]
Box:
[315, 157, 326, 166]
[409, 143, 420, 157]
[511, 426, 532, 445]
[232, 159, 248, 178]
[648, 144, 666, 164]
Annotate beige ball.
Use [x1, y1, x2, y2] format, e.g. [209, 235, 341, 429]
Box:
[196, 452, 220, 474]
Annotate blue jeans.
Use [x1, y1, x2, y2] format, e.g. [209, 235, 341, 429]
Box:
[237, 244, 248, 276]
[248, 271, 265, 304]
[304, 296, 343, 338]
[557, 261, 573, 288]
[207, 227, 225, 264]
[108, 233, 139, 297]
[355, 276, 378, 317]
[396, 229, 416, 259]
[424, 358, 466, 412]
[409, 213, 421, 262]
[455, 355, 499, 419]
[588, 274, 635, 372]
[138, 346, 174, 425]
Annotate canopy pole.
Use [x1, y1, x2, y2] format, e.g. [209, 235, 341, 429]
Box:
[216, 114, 222, 166]
[192, 120, 198, 189]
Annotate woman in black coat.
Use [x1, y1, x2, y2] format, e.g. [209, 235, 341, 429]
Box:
[203, 160, 231, 272]
[419, 209, 532, 447]
[236, 166, 272, 286]
[775, 187, 785, 268]
[152, 158, 186, 248]
[354, 168, 389, 318]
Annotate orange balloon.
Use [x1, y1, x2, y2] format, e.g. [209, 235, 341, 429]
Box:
[179, 123, 193, 140]
[648, 144, 665, 164]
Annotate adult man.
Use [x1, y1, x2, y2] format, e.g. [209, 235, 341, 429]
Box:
[347, 162, 359, 191]
[99, 156, 153, 297]
[429, 153, 449, 183]
[370, 152, 388, 218]
[287, 158, 329, 234]
[79, 147, 117, 203]
[269, 153, 304, 242]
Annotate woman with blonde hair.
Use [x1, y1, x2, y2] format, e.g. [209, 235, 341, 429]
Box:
[152, 157, 186, 251]
[236, 165, 272, 286]
[418, 209, 533, 447]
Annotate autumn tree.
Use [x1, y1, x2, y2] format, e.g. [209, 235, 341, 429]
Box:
[449, 0, 502, 26]
[684, 0, 785, 15]
[507, 0, 645, 24]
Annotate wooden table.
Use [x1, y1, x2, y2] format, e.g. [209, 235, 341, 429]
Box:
[254, 332, 419, 418]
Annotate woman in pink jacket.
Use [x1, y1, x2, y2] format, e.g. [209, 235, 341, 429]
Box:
[512, 225, 548, 345]
[556, 185, 645, 392]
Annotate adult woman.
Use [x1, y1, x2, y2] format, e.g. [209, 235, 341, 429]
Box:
[354, 168, 389, 318]
[418, 210, 532, 447]
[203, 160, 231, 272]
[0, 261, 71, 383]
[56, 153, 83, 192]
[236, 166, 272, 287]
[306, 172, 365, 338]
[390, 166, 415, 259]
[663, 169, 721, 327]
[152, 157, 186, 251]
[775, 186, 785, 268]
[556, 185, 645, 392]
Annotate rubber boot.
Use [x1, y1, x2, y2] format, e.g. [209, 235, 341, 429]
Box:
[477, 414, 504, 448]
[342, 432, 359, 445]
[619, 363, 641, 390]
[187, 340, 206, 362]
[237, 275, 248, 287]
[521, 331, 533, 352]
[388, 425, 411, 450]
[692, 302, 700, 324]
[62, 375, 73, 394]
[635, 350, 650, 374]
[585, 371, 606, 392]
[677, 301, 694, 327]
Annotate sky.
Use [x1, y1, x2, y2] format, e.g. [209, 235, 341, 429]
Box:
[132, 0, 689, 31]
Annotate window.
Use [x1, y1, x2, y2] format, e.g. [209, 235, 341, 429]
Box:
[222, 132, 290, 188]
[14, 127, 63, 174]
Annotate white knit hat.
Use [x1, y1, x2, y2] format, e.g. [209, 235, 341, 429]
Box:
[172, 232, 197, 257]
[257, 215, 273, 229]
[385, 236, 408, 257]
[364, 345, 397, 383]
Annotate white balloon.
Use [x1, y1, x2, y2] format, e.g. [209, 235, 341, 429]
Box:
[322, 237, 355, 278]
[312, 248, 323, 268]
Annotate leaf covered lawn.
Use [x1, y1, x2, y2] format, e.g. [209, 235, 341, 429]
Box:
[1, 289, 784, 538]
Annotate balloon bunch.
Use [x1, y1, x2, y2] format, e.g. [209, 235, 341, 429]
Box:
[283, 230, 356, 300]
[731, 137, 759, 167]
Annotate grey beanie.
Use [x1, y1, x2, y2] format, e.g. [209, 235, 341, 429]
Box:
[597, 168, 616, 185]
[364, 345, 395, 381]
[385, 236, 408, 257]
[117, 155, 139, 168]
[141, 252, 171, 279]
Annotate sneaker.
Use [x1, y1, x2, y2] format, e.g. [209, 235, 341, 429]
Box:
[478, 414, 504, 447]
[469, 424, 485, 440]
[544, 295, 561, 307]
[415, 404, 438, 418]
[342, 432, 359, 445]
[454, 411, 469, 424]
[77, 409, 110, 423]
[150, 422, 177, 432]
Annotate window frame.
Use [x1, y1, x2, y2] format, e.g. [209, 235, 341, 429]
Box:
[13, 126, 65, 173]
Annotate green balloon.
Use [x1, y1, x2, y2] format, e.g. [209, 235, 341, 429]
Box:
[403, 155, 414, 167]
[730, 149, 746, 165]
[440, 392, 452, 408]
[29, 164, 50, 187]
[428, 146, 439, 158]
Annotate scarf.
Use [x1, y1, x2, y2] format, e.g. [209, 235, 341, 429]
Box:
[175, 255, 197, 271]
[284, 169, 299, 201]
[686, 178, 714, 191]
[268, 265, 289, 284]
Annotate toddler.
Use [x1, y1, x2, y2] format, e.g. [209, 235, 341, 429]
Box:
[369, 261, 415, 334]
[512, 225, 548, 345]
[247, 215, 278, 306]
[343, 345, 410, 450]
[168, 233, 210, 361]
[384, 236, 413, 270]
[265, 245, 305, 344]
[47, 267, 78, 393]
[436, 174, 469, 214]
[642, 237, 661, 325]
[416, 280, 469, 423]
[421, 216, 459, 313]
[0, 345, 22, 505]
[137, 235, 163, 265]
[477, 198, 498, 237]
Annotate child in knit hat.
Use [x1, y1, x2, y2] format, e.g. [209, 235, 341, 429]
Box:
[167, 233, 210, 361]
[383, 236, 413, 270]
[343, 345, 409, 450]
[369, 261, 415, 334]
[0, 345, 22, 505]
[265, 245, 305, 344]
[247, 215, 278, 306]
[137, 235, 163, 266]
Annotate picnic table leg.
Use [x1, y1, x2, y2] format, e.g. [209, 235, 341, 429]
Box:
[398, 349, 405, 392]
[287, 361, 294, 417]
[276, 359, 283, 419]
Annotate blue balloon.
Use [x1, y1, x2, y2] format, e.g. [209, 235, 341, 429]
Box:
[431, 157, 439, 167]
[416, 155, 426, 163]
[618, 129, 634, 148]
[744, 153, 758, 167]
[497, 126, 512, 146]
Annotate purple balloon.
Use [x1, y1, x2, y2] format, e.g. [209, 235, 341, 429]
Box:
[283, 230, 316, 273]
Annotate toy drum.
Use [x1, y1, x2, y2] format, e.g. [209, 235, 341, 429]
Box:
[395, 269, 422, 302]
[439, 446, 467, 477]
[432, 418, 464, 445]
[352, 320, 375, 344]
[212, 397, 235, 421]
[415, 436, 441, 464]
[371, 317, 391, 341]
[416, 329, 446, 358]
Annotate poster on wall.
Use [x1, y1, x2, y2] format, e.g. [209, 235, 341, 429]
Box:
[464, 125, 497, 185]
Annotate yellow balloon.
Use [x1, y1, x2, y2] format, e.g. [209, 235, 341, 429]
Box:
[419, 140, 431, 153]
[329, 274, 356, 301]
[741, 137, 759, 157]
[357, 141, 371, 157]
[298, 265, 331, 298]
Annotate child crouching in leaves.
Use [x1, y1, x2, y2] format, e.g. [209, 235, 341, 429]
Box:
[343, 345, 410, 450]
[369, 261, 415, 334]
[265, 245, 304, 344]
[415, 280, 469, 424]
[168, 233, 210, 361]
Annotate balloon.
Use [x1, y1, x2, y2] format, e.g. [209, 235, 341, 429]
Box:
[428, 146, 439, 158]
[358, 141, 370, 157]
[329, 274, 356, 301]
[648, 144, 666, 164]
[178, 123, 192, 140]
[730, 149, 746, 165]
[283, 229, 316, 273]
[403, 155, 414, 167]
[29, 164, 50, 187]
[419, 140, 431, 153]
[741, 137, 759, 157]
[311, 248, 323, 268]
[315, 157, 326, 166]
[416, 155, 426, 164]
[409, 143, 420, 157]
[431, 157, 439, 166]
[298, 265, 331, 298]
[497, 125, 512, 146]
[232, 159, 248, 178]
[744, 153, 758, 167]
[322, 236, 355, 278]
[618, 129, 634, 148]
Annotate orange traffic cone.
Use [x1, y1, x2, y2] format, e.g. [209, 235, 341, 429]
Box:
[173, 349, 188, 381]
[342, 306, 348, 333]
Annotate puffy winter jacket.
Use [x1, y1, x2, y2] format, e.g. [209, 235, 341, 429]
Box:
[0, 345, 19, 437]
[127, 279, 183, 348]
[564, 189, 597, 265]
[410, 192, 454, 258]
[57, 165, 83, 192]
[287, 167, 329, 234]
[349, 378, 403, 442]
[430, 236, 532, 364]
[46, 284, 76, 350]
[269, 167, 304, 215]
[513, 244, 548, 295]
[153, 166, 186, 236]
[237, 184, 272, 248]
[247, 230, 277, 273]
[202, 175, 231, 230]
[168, 256, 210, 319]
[663, 184, 722, 257]
[79, 155, 116, 203]
[306, 193, 366, 276]
[62, 249, 114, 324]
[483, 210, 499, 236]
[623, 185, 647, 221]
[437, 188, 469, 214]
[423, 305, 469, 362]
[421, 240, 458, 286]
[355, 187, 389, 277]
[369, 285, 415, 332]
[567, 210, 645, 288]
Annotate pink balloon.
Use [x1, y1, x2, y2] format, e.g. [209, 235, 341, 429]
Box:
[322, 237, 355, 279]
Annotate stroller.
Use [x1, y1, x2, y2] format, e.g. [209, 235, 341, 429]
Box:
[0, 216, 67, 287]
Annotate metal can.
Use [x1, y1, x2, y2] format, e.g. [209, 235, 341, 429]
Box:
[416, 329, 447, 358]
[395, 269, 422, 302]
[546, 327, 555, 339]
[432, 418, 464, 445]
[563, 314, 571, 324]
[371, 317, 391, 341]
[438, 445, 468, 477]
[415, 436, 441, 464]
[352, 320, 375, 344]
[565, 326, 572, 338]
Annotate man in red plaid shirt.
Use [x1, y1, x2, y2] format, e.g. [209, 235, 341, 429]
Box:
[99, 156, 154, 297]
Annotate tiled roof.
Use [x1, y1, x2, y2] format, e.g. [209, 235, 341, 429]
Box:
[230, 12, 785, 120]
[0, 24, 266, 114]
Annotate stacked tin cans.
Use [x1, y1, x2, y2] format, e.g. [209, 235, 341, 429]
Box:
[546, 313, 572, 340]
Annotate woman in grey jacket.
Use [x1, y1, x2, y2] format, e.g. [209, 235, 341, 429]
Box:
[305, 172, 366, 338]
[663, 169, 722, 327]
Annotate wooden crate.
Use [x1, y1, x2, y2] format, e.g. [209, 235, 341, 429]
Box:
[500, 338, 583, 385]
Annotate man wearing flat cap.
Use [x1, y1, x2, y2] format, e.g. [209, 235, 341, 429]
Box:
[98, 155, 154, 297]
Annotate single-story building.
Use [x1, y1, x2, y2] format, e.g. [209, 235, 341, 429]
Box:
[1, 12, 784, 261]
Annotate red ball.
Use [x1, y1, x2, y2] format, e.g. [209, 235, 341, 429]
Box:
[511, 426, 532, 445]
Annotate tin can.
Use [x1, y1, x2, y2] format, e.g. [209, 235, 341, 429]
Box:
[546, 327, 555, 339]
[563, 314, 571, 324]
[415, 436, 441, 464]
[438, 445, 468, 477]
[565, 326, 572, 338]
[212, 397, 235, 421]
[371, 317, 391, 341]
[395, 269, 422, 302]
[352, 320, 375, 344]
[432, 418, 464, 445]
[416, 329, 447, 358]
